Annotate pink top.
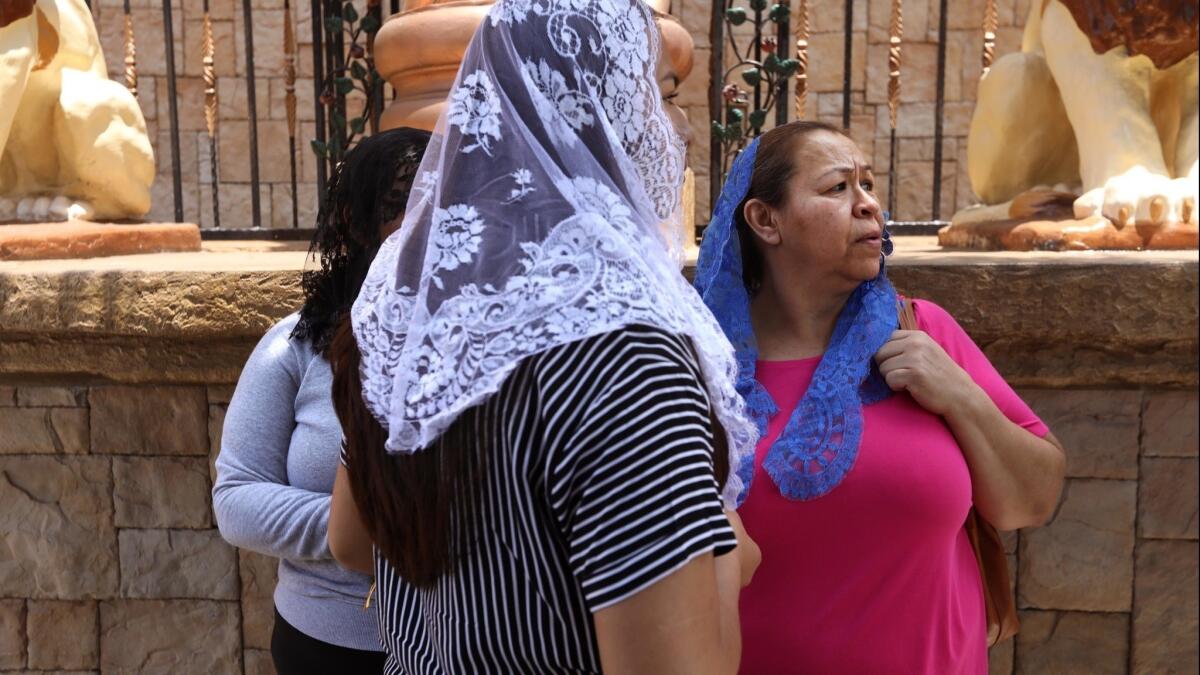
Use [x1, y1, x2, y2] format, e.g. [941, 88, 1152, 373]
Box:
[738, 300, 1048, 675]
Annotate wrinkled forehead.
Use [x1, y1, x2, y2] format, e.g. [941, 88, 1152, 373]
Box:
[793, 131, 871, 177]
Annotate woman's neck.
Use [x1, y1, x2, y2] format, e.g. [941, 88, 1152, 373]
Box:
[750, 276, 853, 361]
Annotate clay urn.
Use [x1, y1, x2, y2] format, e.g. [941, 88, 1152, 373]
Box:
[375, 0, 694, 132]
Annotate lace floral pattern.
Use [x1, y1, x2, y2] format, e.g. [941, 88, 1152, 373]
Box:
[522, 59, 595, 147]
[448, 70, 502, 155]
[694, 137, 898, 504]
[352, 0, 756, 506]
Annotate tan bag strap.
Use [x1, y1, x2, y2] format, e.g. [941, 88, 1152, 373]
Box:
[894, 294, 1019, 645]
[897, 297, 918, 331]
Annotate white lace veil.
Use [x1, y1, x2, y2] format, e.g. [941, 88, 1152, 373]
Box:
[351, 0, 756, 504]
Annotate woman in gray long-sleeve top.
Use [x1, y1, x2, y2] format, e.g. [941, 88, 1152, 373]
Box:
[213, 127, 431, 675]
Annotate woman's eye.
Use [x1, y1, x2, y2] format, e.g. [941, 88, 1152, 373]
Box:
[861, 180, 874, 192]
[830, 182, 847, 193]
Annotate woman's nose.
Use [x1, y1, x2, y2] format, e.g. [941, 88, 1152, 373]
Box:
[668, 106, 694, 147]
[854, 193, 882, 221]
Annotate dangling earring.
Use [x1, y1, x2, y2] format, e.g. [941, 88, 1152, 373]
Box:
[881, 211, 894, 259]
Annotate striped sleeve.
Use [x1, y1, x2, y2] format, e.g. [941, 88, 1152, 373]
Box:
[541, 327, 737, 612]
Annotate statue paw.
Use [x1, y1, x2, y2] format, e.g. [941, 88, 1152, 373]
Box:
[1074, 167, 1196, 228]
[3, 195, 96, 222]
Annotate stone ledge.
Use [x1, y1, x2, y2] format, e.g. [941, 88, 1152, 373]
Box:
[0, 239, 1195, 386]
[0, 222, 202, 261]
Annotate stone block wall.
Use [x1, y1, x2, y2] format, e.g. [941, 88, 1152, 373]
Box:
[1, 382, 1195, 673]
[0, 384, 277, 674]
[86, 0, 1028, 229]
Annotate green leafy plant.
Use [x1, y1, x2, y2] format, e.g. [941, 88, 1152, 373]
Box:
[710, 2, 800, 175]
[310, 0, 384, 163]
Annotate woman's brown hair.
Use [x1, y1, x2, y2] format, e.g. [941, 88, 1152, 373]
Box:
[734, 120, 849, 294]
[329, 320, 732, 588]
[328, 318, 486, 588]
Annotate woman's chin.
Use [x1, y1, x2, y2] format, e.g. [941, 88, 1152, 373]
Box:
[844, 255, 883, 282]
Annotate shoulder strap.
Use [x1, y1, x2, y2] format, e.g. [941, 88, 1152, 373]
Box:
[897, 297, 918, 331]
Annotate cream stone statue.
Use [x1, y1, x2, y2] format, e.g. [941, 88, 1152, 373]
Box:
[0, 0, 154, 222]
[945, 0, 1199, 250]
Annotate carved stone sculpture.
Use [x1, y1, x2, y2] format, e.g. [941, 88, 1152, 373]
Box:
[943, 0, 1198, 250]
[0, 0, 155, 222]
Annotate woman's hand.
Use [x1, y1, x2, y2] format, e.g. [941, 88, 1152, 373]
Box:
[724, 509, 761, 588]
[874, 330, 984, 417]
[875, 328, 1066, 530]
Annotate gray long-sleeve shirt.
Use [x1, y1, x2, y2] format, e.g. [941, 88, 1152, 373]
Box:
[213, 313, 381, 652]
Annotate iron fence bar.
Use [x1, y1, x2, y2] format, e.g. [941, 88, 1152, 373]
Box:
[241, 0, 263, 228]
[886, 0, 902, 216]
[309, 0, 329, 200]
[708, 0, 725, 223]
[285, 0, 299, 228]
[889, 130, 898, 215]
[775, 3, 790, 126]
[888, 220, 946, 235]
[368, 1, 384, 133]
[931, 0, 948, 220]
[201, 228, 317, 241]
[162, 0, 184, 222]
[753, 3, 763, 112]
[329, 0, 348, 163]
[390, 0, 401, 100]
[841, 0, 852, 129]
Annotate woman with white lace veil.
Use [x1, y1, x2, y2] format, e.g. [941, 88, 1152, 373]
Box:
[326, 1, 760, 673]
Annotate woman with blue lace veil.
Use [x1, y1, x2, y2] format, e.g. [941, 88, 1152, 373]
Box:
[326, 1, 761, 673]
[695, 121, 1065, 674]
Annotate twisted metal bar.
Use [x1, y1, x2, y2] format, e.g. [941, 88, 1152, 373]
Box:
[284, 0, 297, 140]
[284, 0, 299, 228]
[202, 12, 217, 139]
[794, 0, 809, 119]
[887, 0, 902, 130]
[122, 0, 137, 96]
[203, 1, 221, 228]
[981, 0, 998, 76]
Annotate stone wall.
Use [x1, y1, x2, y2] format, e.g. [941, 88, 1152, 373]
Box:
[0, 242, 1197, 674]
[1, 381, 1194, 673]
[0, 383, 277, 674]
[87, 0, 1027, 228]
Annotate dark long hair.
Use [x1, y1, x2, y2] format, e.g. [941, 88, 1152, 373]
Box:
[329, 318, 486, 588]
[330, 318, 732, 588]
[734, 121, 847, 295]
[291, 127, 432, 354]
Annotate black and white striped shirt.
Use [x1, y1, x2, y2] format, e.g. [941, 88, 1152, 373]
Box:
[373, 326, 737, 674]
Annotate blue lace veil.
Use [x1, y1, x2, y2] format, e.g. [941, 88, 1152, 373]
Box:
[694, 136, 898, 505]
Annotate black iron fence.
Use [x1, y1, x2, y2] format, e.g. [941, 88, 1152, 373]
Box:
[708, 0, 1001, 235]
[89, 0, 1001, 239]
[89, 0, 401, 239]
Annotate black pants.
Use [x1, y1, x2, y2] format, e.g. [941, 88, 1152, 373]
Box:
[271, 607, 386, 675]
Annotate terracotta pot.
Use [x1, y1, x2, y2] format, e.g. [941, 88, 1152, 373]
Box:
[375, 0, 693, 132]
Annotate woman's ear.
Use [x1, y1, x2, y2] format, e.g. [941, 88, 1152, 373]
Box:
[743, 199, 781, 246]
